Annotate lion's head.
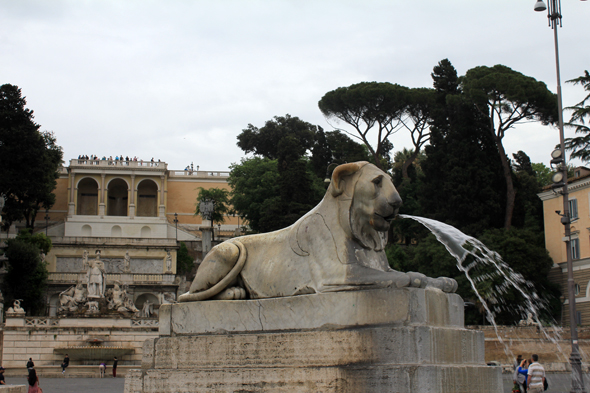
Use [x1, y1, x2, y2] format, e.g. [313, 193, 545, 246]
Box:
[329, 162, 402, 251]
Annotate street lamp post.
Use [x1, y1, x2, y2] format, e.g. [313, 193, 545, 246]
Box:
[199, 199, 215, 242]
[535, 1, 586, 392]
[44, 209, 50, 237]
[174, 213, 179, 242]
[0, 195, 5, 225]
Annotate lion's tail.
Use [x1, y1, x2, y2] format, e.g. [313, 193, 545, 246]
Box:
[178, 240, 247, 302]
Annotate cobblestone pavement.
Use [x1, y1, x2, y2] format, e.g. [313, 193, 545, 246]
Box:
[4, 376, 125, 393]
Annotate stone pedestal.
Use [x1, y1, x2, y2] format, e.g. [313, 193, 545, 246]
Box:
[200, 227, 212, 255]
[125, 287, 502, 393]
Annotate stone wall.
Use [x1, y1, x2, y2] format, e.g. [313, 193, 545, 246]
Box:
[1, 315, 158, 369]
[471, 325, 590, 372]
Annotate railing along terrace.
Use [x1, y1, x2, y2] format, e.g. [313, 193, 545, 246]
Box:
[169, 170, 230, 177]
[48, 273, 171, 283]
[69, 159, 167, 169]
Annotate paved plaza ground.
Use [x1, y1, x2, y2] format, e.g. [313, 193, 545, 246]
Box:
[4, 376, 125, 393]
[4, 373, 590, 392]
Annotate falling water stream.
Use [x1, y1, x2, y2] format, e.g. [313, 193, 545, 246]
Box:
[400, 214, 566, 362]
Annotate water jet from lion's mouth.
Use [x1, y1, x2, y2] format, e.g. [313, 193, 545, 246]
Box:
[399, 214, 568, 364]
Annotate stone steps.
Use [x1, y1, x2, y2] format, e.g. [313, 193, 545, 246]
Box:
[3, 365, 137, 378]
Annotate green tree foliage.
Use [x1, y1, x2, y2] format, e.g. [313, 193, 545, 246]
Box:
[564, 70, 590, 162]
[275, 134, 324, 230]
[420, 59, 506, 237]
[237, 114, 315, 160]
[0, 84, 63, 230]
[310, 128, 371, 178]
[318, 82, 409, 169]
[195, 187, 230, 224]
[531, 163, 553, 187]
[398, 88, 436, 180]
[389, 149, 428, 245]
[462, 65, 558, 229]
[234, 115, 324, 232]
[4, 230, 50, 315]
[511, 151, 544, 231]
[228, 157, 280, 233]
[176, 242, 194, 276]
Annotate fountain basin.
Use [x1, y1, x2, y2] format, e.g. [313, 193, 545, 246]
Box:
[54, 346, 133, 360]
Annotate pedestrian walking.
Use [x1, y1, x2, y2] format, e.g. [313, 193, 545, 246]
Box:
[0, 366, 6, 385]
[527, 354, 546, 393]
[99, 362, 106, 378]
[26, 358, 34, 375]
[112, 357, 118, 378]
[27, 368, 41, 393]
[513, 358, 529, 392]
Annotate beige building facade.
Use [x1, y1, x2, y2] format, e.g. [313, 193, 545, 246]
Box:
[539, 167, 590, 326]
[21, 159, 237, 317]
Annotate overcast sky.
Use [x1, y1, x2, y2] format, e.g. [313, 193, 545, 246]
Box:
[2, 0, 589, 172]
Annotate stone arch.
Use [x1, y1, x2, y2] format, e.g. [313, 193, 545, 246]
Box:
[136, 179, 158, 217]
[135, 293, 159, 317]
[81, 224, 92, 236]
[77, 177, 99, 215]
[111, 225, 122, 237]
[107, 178, 128, 216]
[141, 226, 152, 238]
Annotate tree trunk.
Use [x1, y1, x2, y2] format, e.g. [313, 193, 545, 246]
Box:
[494, 136, 515, 230]
[401, 150, 420, 180]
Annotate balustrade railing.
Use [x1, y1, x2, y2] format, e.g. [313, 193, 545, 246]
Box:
[48, 272, 171, 284]
[69, 159, 167, 169]
[21, 317, 158, 327]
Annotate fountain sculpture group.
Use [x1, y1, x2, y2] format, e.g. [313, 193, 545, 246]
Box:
[58, 249, 139, 315]
[125, 162, 502, 393]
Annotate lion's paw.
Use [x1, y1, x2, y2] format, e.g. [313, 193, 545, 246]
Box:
[407, 272, 427, 289]
[212, 287, 247, 300]
[425, 277, 458, 293]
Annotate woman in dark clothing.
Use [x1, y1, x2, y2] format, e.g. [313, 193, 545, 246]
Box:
[112, 357, 118, 377]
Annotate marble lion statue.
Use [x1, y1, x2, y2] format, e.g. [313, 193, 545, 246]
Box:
[179, 161, 457, 302]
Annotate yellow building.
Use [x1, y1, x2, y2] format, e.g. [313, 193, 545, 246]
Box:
[21, 159, 238, 316]
[539, 167, 590, 326]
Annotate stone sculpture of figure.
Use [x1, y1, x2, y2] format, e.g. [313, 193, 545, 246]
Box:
[180, 162, 458, 303]
[82, 250, 89, 270]
[108, 284, 125, 310]
[165, 252, 172, 273]
[122, 285, 139, 313]
[123, 250, 131, 272]
[7, 299, 25, 315]
[518, 313, 539, 327]
[142, 300, 152, 317]
[162, 292, 176, 304]
[107, 284, 139, 313]
[73, 283, 87, 304]
[87, 259, 106, 298]
[40, 252, 46, 263]
[58, 283, 87, 313]
[58, 286, 76, 312]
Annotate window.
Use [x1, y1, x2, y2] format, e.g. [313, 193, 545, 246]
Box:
[571, 238, 580, 260]
[569, 198, 578, 220]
